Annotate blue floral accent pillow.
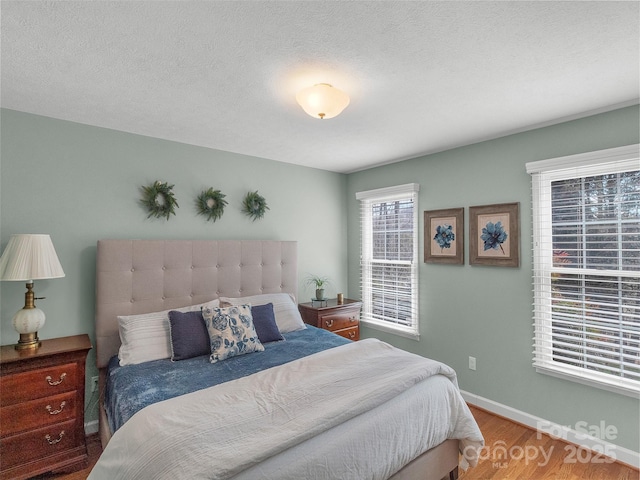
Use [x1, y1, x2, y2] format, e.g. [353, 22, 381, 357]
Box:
[202, 304, 264, 363]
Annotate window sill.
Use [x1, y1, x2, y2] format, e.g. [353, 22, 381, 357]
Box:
[361, 319, 420, 341]
[535, 365, 640, 399]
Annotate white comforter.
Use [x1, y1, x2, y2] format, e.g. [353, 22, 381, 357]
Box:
[89, 339, 483, 480]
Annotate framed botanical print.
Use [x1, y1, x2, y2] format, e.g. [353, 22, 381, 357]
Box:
[424, 208, 464, 264]
[469, 202, 520, 267]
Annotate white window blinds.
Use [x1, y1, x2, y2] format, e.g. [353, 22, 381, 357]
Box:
[527, 144, 640, 396]
[356, 184, 419, 339]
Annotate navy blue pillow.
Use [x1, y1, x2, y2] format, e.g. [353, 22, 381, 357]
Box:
[168, 310, 210, 361]
[251, 303, 284, 343]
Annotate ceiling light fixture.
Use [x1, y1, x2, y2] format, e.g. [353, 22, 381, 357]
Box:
[296, 83, 350, 120]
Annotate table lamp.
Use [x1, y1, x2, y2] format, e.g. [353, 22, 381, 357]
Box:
[0, 234, 65, 349]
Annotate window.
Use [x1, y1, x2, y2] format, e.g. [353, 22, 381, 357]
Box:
[356, 183, 419, 339]
[527, 144, 640, 396]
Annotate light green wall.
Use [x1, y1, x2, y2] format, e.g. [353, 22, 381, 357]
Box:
[346, 105, 640, 452]
[2, 106, 638, 453]
[0, 109, 348, 425]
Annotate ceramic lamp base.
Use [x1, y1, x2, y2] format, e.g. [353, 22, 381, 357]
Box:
[12, 285, 46, 350]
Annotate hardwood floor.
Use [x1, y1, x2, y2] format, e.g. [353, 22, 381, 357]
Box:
[460, 406, 639, 480]
[35, 406, 638, 480]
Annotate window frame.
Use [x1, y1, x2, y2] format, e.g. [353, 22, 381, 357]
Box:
[526, 144, 640, 397]
[356, 183, 420, 340]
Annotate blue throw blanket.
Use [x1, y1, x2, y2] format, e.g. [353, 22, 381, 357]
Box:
[105, 325, 349, 432]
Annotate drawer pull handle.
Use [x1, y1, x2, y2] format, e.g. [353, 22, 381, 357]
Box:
[45, 431, 65, 445]
[325, 319, 334, 328]
[45, 373, 67, 386]
[349, 331, 356, 339]
[46, 401, 66, 415]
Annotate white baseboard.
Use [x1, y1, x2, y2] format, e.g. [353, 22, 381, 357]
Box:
[84, 419, 99, 435]
[460, 390, 639, 469]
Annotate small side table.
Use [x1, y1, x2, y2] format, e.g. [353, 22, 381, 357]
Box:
[0, 334, 92, 480]
[298, 298, 362, 341]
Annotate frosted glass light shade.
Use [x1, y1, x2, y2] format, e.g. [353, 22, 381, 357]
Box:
[13, 307, 46, 335]
[296, 83, 350, 119]
[0, 234, 65, 281]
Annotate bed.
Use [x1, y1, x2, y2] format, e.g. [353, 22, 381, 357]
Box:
[90, 239, 483, 480]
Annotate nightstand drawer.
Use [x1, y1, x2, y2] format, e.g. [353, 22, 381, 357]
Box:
[1, 391, 77, 437]
[334, 326, 359, 341]
[0, 363, 77, 406]
[0, 419, 78, 469]
[319, 308, 360, 331]
[298, 299, 362, 341]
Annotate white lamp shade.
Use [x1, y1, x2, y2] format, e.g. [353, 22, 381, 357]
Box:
[296, 83, 350, 119]
[0, 234, 65, 281]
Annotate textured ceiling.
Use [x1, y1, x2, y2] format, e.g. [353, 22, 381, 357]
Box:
[1, 1, 638, 173]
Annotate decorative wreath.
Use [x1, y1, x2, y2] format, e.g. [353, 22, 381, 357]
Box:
[242, 190, 269, 221]
[196, 188, 228, 222]
[140, 181, 179, 220]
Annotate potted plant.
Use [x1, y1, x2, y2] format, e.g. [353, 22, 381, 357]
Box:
[305, 275, 330, 301]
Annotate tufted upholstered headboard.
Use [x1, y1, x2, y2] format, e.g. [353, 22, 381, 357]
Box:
[95, 240, 297, 368]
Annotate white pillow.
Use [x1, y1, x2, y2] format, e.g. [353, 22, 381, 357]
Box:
[118, 299, 220, 366]
[219, 293, 306, 333]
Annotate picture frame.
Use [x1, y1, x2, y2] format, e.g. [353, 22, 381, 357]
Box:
[424, 208, 464, 264]
[469, 202, 520, 267]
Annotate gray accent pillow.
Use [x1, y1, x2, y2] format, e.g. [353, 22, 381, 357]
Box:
[251, 303, 284, 343]
[168, 310, 210, 361]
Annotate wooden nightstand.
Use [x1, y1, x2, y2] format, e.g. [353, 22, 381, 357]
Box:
[298, 298, 362, 341]
[0, 334, 92, 480]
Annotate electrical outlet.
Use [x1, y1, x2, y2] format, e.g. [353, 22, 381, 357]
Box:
[468, 356, 477, 371]
[91, 375, 99, 392]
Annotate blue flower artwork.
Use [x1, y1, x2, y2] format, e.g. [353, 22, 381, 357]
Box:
[433, 224, 455, 252]
[481, 221, 508, 254]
